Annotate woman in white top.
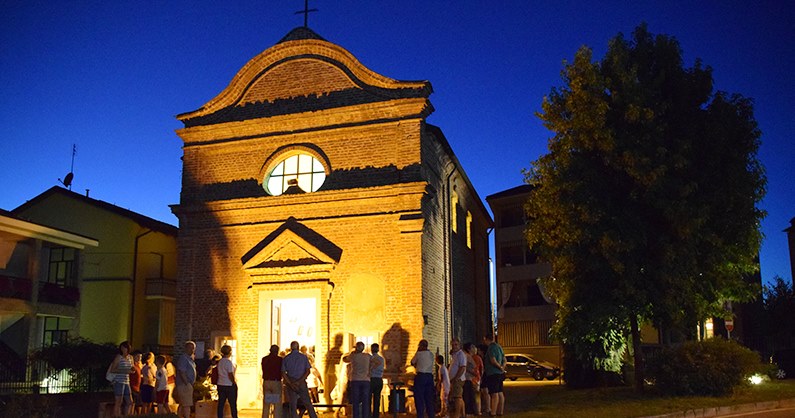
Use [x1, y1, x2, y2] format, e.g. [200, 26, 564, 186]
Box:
[217, 344, 238, 418]
[108, 341, 134, 417]
[410, 339, 436, 418]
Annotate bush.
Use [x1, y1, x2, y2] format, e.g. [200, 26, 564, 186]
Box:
[649, 338, 764, 396]
[29, 337, 118, 392]
[30, 337, 117, 371]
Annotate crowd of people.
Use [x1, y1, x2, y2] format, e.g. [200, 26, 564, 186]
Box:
[411, 333, 506, 418]
[106, 340, 225, 418]
[106, 332, 506, 418]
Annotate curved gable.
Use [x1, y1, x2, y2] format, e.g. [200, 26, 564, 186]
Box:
[240, 58, 357, 103]
[177, 31, 432, 128]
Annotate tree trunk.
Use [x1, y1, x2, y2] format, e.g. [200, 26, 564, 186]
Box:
[630, 315, 645, 392]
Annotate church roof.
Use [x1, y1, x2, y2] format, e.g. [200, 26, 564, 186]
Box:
[177, 27, 432, 129]
[277, 26, 326, 43]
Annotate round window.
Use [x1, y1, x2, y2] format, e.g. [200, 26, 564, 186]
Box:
[264, 153, 326, 196]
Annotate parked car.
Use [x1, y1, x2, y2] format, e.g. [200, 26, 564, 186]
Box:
[504, 353, 560, 381]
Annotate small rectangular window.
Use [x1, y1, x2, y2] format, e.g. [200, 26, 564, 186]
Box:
[46, 247, 77, 287]
[40, 316, 73, 347]
[466, 211, 472, 248]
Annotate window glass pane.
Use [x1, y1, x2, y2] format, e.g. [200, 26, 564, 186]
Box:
[271, 162, 284, 176]
[312, 172, 326, 192]
[298, 154, 312, 173]
[51, 248, 63, 261]
[283, 155, 298, 175]
[60, 318, 73, 330]
[64, 248, 75, 260]
[297, 174, 312, 192]
[45, 317, 57, 329]
[268, 176, 283, 195]
[312, 159, 324, 172]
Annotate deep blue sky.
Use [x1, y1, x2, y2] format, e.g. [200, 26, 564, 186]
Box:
[2, 1, 792, 286]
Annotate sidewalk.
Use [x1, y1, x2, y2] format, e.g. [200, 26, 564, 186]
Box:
[235, 398, 795, 418]
[237, 410, 404, 418]
[642, 397, 795, 418]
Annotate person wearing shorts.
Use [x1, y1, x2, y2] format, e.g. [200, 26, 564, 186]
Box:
[108, 341, 134, 417]
[448, 338, 467, 418]
[482, 334, 506, 417]
[141, 352, 157, 413]
[155, 355, 170, 413]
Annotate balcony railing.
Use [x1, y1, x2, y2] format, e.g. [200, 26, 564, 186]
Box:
[38, 282, 80, 306]
[0, 275, 33, 300]
[145, 278, 176, 299]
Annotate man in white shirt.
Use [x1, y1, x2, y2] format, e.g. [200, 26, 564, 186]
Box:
[410, 339, 436, 418]
[343, 342, 372, 418]
[448, 338, 467, 418]
[369, 343, 385, 418]
[217, 344, 238, 418]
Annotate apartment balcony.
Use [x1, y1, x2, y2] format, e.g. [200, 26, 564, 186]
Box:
[37, 282, 79, 306]
[145, 278, 176, 299]
[497, 263, 552, 283]
[0, 275, 32, 301]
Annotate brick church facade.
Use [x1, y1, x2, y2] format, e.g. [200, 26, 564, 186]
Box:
[172, 27, 492, 406]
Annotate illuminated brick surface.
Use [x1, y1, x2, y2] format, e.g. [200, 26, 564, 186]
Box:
[173, 28, 492, 407]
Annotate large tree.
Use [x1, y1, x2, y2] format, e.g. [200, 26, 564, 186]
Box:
[525, 24, 766, 389]
[762, 276, 795, 352]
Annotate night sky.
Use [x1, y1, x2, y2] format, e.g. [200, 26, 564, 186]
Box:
[2, 1, 792, 286]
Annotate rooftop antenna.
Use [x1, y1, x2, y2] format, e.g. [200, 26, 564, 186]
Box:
[295, 0, 317, 28]
[58, 144, 76, 190]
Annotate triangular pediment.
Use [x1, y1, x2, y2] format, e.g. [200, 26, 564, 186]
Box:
[176, 28, 432, 128]
[241, 217, 341, 274]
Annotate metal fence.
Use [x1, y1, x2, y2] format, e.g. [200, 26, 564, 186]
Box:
[0, 359, 109, 395]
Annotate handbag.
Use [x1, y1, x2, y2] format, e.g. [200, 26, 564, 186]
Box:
[106, 364, 115, 383]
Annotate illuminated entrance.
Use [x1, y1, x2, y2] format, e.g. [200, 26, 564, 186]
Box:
[258, 288, 323, 360]
[271, 297, 317, 349]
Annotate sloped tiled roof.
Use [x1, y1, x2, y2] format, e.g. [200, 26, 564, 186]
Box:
[486, 184, 534, 201]
[13, 186, 177, 236]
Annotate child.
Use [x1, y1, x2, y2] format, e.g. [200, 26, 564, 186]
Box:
[436, 355, 450, 418]
[155, 355, 170, 414]
[130, 351, 143, 414]
[141, 352, 156, 414]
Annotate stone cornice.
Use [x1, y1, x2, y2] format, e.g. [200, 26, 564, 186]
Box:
[172, 182, 428, 219]
[176, 98, 431, 146]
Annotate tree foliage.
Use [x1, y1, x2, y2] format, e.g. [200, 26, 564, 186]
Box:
[762, 276, 795, 351]
[30, 337, 117, 372]
[525, 24, 765, 387]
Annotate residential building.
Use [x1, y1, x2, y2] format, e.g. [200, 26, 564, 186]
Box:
[486, 185, 560, 364]
[0, 208, 98, 385]
[12, 187, 178, 353]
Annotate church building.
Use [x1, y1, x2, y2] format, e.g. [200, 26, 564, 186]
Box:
[172, 27, 492, 407]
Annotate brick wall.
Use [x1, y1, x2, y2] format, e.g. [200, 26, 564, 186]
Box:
[173, 32, 491, 407]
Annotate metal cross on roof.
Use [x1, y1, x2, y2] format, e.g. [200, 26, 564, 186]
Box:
[295, 0, 318, 28]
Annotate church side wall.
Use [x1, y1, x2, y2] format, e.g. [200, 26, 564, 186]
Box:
[419, 127, 451, 356]
[420, 126, 492, 353]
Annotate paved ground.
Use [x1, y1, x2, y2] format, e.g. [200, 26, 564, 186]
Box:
[234, 379, 558, 418]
